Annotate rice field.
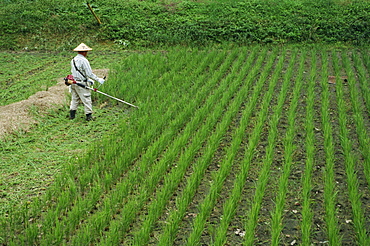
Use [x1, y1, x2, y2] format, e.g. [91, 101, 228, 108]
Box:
[1, 45, 370, 245]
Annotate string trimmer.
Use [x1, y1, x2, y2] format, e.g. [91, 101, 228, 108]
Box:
[64, 75, 138, 108]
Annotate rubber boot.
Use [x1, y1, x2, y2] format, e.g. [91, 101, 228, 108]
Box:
[86, 113, 93, 121]
[69, 110, 76, 120]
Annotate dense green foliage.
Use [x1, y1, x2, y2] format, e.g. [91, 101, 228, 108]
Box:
[1, 0, 369, 50]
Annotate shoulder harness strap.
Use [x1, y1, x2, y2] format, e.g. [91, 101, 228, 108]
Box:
[73, 59, 87, 81]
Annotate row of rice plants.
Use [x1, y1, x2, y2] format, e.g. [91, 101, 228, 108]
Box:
[333, 50, 369, 245]
[270, 48, 305, 245]
[300, 49, 316, 245]
[71, 49, 209, 191]
[157, 46, 268, 246]
[320, 51, 340, 245]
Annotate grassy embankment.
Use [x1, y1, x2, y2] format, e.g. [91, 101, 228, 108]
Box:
[1, 0, 369, 50]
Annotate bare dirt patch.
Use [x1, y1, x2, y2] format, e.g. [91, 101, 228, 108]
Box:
[0, 69, 109, 138]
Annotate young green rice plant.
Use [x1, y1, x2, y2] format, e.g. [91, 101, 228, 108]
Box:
[360, 48, 370, 76]
[4, 201, 35, 244]
[320, 51, 340, 245]
[353, 51, 370, 113]
[0, 217, 6, 244]
[300, 49, 317, 245]
[333, 50, 369, 245]
[71, 199, 112, 245]
[243, 48, 290, 245]
[96, 53, 171, 152]
[269, 48, 304, 245]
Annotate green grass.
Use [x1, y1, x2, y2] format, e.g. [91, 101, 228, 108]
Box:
[0, 52, 68, 106]
[0, 104, 128, 217]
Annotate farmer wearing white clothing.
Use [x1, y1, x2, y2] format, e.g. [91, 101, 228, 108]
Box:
[69, 43, 105, 121]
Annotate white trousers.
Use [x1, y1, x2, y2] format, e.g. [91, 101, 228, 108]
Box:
[69, 84, 92, 114]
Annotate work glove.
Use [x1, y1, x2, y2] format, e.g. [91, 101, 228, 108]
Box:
[97, 78, 105, 85]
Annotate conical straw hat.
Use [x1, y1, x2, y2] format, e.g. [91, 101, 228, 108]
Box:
[73, 43, 93, 51]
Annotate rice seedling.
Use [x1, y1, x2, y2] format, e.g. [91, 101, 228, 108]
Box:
[300, 48, 317, 245]
[270, 48, 304, 245]
[320, 50, 340, 245]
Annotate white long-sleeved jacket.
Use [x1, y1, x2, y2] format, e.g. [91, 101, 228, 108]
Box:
[71, 54, 99, 82]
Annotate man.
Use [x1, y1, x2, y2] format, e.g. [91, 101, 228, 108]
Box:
[69, 43, 105, 121]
